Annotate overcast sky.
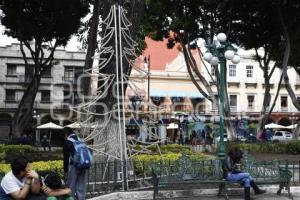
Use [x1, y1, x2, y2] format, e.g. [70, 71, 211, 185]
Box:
[0, 25, 81, 51]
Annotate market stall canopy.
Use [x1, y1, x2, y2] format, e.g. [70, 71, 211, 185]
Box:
[37, 122, 63, 129]
[65, 122, 98, 129]
[285, 124, 297, 129]
[167, 123, 179, 129]
[264, 123, 286, 129]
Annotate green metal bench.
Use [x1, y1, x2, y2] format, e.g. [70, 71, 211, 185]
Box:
[151, 154, 292, 200]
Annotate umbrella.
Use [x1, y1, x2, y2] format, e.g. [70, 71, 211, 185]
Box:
[264, 123, 286, 129]
[65, 122, 98, 129]
[65, 122, 81, 129]
[36, 122, 63, 143]
[37, 122, 63, 129]
[285, 124, 297, 129]
[167, 123, 178, 129]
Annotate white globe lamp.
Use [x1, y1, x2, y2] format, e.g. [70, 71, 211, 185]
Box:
[225, 50, 235, 60]
[231, 55, 240, 64]
[203, 52, 213, 62]
[217, 33, 227, 42]
[210, 56, 219, 66]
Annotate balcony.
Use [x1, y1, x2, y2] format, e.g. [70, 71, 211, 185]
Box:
[62, 77, 80, 85]
[227, 76, 240, 87]
[245, 77, 257, 88]
[295, 76, 300, 89]
[230, 106, 237, 112]
[281, 107, 289, 112]
[262, 79, 275, 88]
[18, 75, 32, 83]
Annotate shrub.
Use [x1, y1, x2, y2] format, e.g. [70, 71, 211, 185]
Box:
[0, 160, 63, 177]
[131, 152, 214, 176]
[133, 144, 192, 154]
[226, 140, 300, 154]
[286, 140, 300, 154]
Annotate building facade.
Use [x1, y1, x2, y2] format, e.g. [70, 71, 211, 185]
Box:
[129, 39, 300, 127]
[0, 43, 85, 142]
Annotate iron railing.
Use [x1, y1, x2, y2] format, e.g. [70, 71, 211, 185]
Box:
[86, 159, 154, 197]
[85, 159, 300, 197]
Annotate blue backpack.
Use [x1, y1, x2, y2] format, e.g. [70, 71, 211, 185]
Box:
[68, 137, 93, 170]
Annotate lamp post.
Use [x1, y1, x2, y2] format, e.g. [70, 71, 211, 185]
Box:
[203, 33, 240, 159]
[32, 110, 40, 145]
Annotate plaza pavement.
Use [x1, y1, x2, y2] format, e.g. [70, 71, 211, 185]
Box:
[89, 186, 300, 200]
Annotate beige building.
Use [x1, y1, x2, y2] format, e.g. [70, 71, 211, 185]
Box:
[128, 39, 300, 126]
[0, 43, 86, 142]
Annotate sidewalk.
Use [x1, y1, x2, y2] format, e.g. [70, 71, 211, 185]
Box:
[89, 186, 300, 200]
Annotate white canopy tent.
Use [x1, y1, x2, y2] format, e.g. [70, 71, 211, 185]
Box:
[65, 122, 97, 129]
[167, 123, 179, 129]
[36, 122, 63, 143]
[285, 124, 297, 129]
[264, 123, 286, 129]
[37, 122, 63, 130]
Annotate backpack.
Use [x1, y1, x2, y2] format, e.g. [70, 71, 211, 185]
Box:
[68, 137, 93, 170]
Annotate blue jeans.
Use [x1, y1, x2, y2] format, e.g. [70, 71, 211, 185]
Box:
[226, 172, 253, 187]
[67, 165, 87, 200]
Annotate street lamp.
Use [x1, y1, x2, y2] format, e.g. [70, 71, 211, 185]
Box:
[32, 110, 40, 145]
[203, 33, 240, 159]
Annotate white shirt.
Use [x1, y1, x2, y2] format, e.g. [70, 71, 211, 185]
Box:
[0, 171, 24, 194]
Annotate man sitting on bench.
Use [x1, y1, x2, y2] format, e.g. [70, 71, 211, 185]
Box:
[222, 147, 266, 200]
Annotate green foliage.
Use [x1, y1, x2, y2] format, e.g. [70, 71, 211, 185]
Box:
[147, 144, 192, 154]
[0, 160, 63, 177]
[131, 152, 215, 176]
[0, 145, 36, 154]
[1, 0, 90, 46]
[286, 140, 300, 154]
[226, 140, 300, 154]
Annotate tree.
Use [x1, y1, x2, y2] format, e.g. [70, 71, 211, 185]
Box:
[1, 0, 90, 138]
[227, 0, 300, 137]
[139, 0, 239, 139]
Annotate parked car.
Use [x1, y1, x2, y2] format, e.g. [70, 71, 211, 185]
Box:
[272, 131, 293, 142]
[245, 134, 258, 143]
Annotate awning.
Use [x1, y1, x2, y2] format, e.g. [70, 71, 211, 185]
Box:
[150, 90, 203, 98]
[37, 122, 63, 130]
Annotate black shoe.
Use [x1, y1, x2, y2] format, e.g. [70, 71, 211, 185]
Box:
[244, 187, 254, 200]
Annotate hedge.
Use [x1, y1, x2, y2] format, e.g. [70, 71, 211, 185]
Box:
[0, 145, 36, 163]
[226, 140, 300, 154]
[131, 152, 215, 175]
[0, 160, 63, 177]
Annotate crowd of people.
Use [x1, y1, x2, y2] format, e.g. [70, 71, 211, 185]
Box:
[0, 127, 91, 200]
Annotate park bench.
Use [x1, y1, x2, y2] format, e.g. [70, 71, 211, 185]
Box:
[151, 154, 292, 200]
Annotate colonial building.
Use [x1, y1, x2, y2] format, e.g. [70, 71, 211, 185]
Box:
[128, 38, 300, 127]
[0, 43, 86, 142]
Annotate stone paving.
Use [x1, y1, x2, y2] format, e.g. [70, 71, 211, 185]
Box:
[89, 186, 300, 200]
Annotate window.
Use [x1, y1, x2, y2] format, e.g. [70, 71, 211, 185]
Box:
[211, 65, 216, 76]
[229, 65, 236, 77]
[246, 65, 253, 78]
[230, 95, 237, 107]
[42, 66, 51, 78]
[64, 66, 83, 84]
[281, 96, 288, 108]
[25, 65, 35, 82]
[74, 92, 82, 105]
[247, 95, 255, 109]
[64, 67, 74, 81]
[63, 91, 71, 103]
[41, 91, 51, 103]
[297, 97, 300, 104]
[212, 94, 219, 110]
[6, 90, 16, 102]
[7, 64, 17, 76]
